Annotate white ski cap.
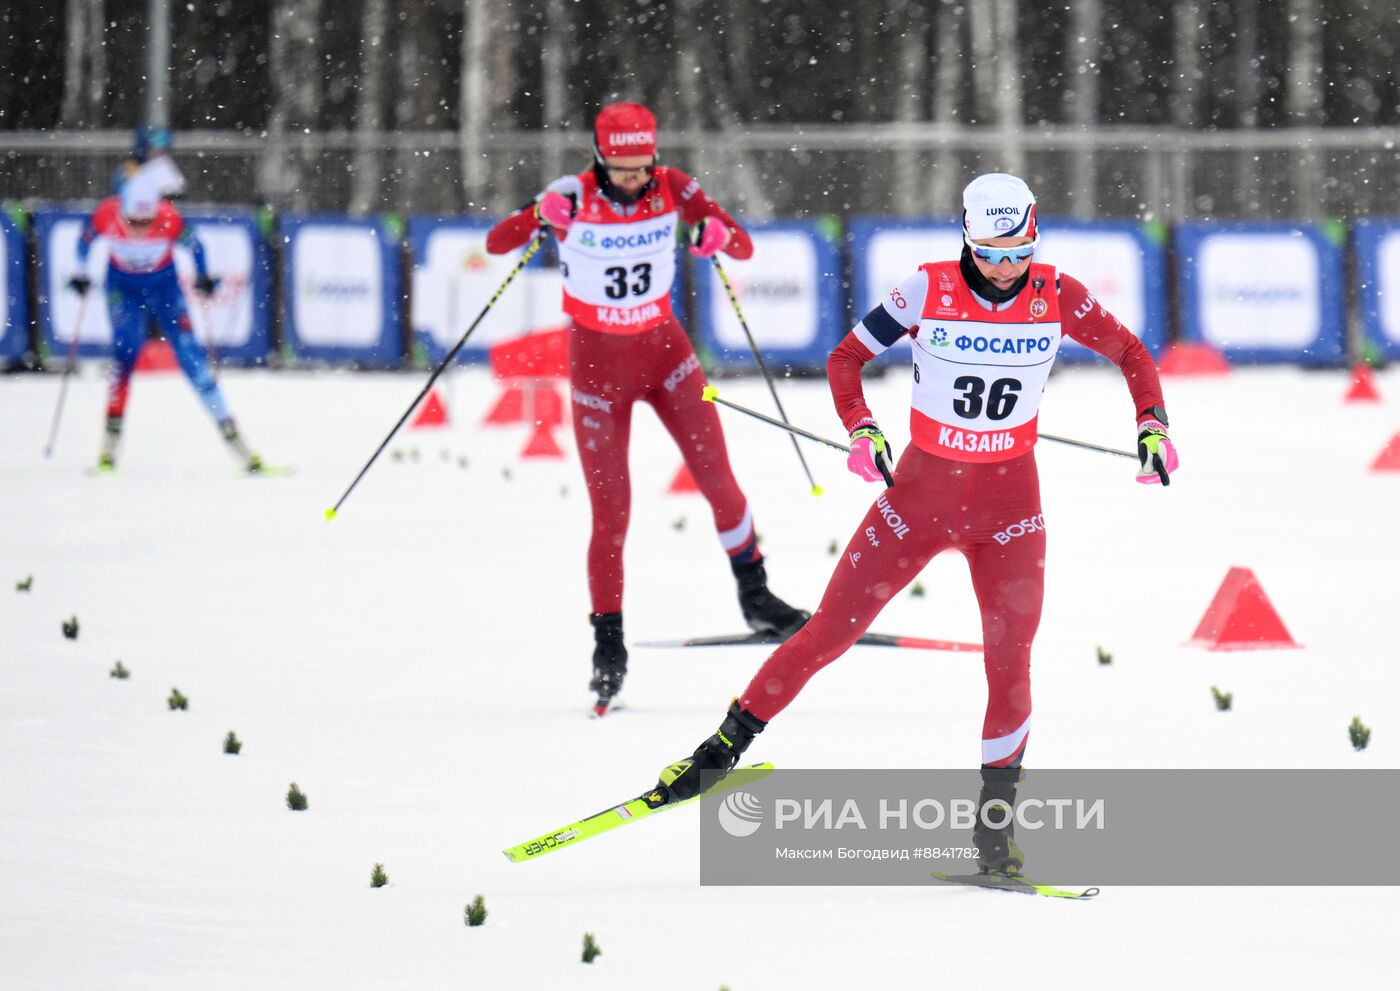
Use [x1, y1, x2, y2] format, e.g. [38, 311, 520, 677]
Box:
[962, 173, 1039, 241]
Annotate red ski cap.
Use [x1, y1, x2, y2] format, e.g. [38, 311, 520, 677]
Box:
[594, 102, 657, 160]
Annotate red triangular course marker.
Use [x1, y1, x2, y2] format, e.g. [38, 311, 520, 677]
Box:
[410, 388, 449, 428]
[1344, 364, 1381, 403]
[520, 423, 564, 459]
[667, 464, 700, 494]
[1371, 432, 1400, 473]
[1188, 566, 1300, 651]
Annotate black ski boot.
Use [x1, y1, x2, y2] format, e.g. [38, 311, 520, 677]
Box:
[588, 612, 627, 713]
[96, 414, 122, 472]
[219, 418, 264, 473]
[973, 765, 1024, 876]
[732, 558, 809, 639]
[648, 701, 767, 807]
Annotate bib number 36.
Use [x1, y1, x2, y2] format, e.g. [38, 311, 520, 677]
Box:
[952, 376, 1021, 420]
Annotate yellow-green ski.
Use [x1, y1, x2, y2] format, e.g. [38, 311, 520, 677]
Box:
[503, 762, 774, 863]
[932, 870, 1099, 899]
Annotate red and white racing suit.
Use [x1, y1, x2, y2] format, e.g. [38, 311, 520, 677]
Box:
[487, 167, 763, 614]
[737, 261, 1166, 768]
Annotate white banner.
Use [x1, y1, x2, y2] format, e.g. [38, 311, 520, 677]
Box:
[1376, 231, 1400, 346]
[708, 231, 821, 350]
[1195, 234, 1321, 348]
[289, 225, 386, 348]
[411, 227, 565, 354]
[49, 218, 113, 346]
[178, 223, 256, 348]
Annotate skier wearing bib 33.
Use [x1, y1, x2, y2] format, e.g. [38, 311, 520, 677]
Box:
[486, 102, 808, 713]
[643, 173, 1178, 876]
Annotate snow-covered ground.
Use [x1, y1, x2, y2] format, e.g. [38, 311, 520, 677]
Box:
[3, 359, 1397, 989]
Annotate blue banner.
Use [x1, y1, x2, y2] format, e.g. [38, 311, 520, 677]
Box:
[280, 214, 403, 365]
[1354, 220, 1400, 361]
[1176, 221, 1344, 365]
[0, 210, 25, 359]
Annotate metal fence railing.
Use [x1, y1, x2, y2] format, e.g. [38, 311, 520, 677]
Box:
[5, 125, 1400, 224]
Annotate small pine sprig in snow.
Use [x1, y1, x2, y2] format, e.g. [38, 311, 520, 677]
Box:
[286, 782, 309, 811]
[223, 731, 242, 755]
[910, 581, 925, 598]
[1349, 716, 1372, 752]
[167, 688, 188, 710]
[1210, 686, 1233, 711]
[370, 863, 388, 888]
[16, 575, 33, 591]
[464, 895, 487, 927]
[62, 615, 79, 639]
[581, 932, 602, 964]
[1096, 646, 1113, 666]
[110, 660, 130, 679]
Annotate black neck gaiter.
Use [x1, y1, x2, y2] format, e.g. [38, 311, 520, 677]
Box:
[960, 245, 1030, 305]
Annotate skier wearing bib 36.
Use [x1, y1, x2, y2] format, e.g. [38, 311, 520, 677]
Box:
[643, 173, 1177, 876]
[486, 102, 808, 713]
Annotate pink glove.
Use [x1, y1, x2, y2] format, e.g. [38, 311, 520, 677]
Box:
[534, 191, 575, 238]
[689, 217, 730, 258]
[1135, 416, 1178, 485]
[847, 419, 895, 486]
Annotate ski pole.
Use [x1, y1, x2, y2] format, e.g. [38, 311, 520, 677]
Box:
[1038, 433, 1136, 459]
[703, 385, 1135, 463]
[710, 256, 822, 496]
[325, 231, 546, 520]
[701, 384, 850, 453]
[42, 291, 90, 459]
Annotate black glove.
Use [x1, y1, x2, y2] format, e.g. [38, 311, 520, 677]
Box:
[67, 275, 92, 296]
[194, 275, 220, 297]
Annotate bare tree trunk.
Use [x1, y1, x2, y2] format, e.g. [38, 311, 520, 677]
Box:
[1170, 0, 1204, 219]
[394, 6, 450, 211]
[992, 0, 1023, 177]
[61, 0, 106, 127]
[890, 0, 926, 213]
[931, 0, 964, 213]
[350, 0, 389, 215]
[672, 0, 705, 140]
[968, 0, 1021, 175]
[1286, 0, 1323, 217]
[1234, 0, 1261, 212]
[262, 3, 324, 211]
[460, 0, 517, 212]
[969, 1, 997, 128]
[542, 0, 569, 182]
[1067, 0, 1101, 218]
[672, 0, 771, 218]
[460, 0, 490, 209]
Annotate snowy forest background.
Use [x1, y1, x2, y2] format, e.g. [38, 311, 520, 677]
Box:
[2, 0, 1398, 218]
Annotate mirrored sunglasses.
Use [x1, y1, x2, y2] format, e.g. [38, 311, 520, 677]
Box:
[966, 233, 1038, 266]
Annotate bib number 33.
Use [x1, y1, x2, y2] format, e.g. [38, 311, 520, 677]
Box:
[604, 263, 652, 299]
